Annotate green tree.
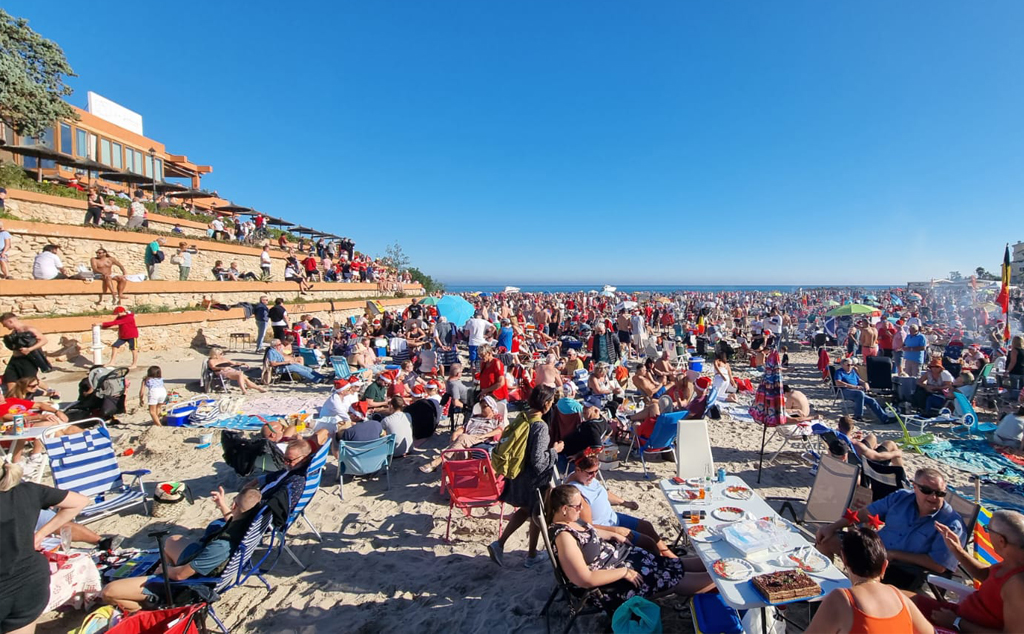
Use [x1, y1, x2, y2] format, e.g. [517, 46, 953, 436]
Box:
[0, 10, 78, 138]
[407, 267, 444, 294]
[949, 271, 962, 281]
[383, 241, 410, 271]
[976, 267, 999, 281]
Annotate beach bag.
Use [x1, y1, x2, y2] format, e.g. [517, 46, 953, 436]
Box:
[153, 250, 166, 263]
[151, 481, 194, 519]
[491, 412, 532, 479]
[72, 605, 120, 634]
[612, 596, 662, 634]
[189, 401, 221, 426]
[106, 603, 212, 634]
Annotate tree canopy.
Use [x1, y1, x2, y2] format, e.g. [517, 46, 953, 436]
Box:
[0, 9, 78, 139]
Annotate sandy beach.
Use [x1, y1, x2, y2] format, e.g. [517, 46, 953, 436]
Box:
[30, 345, 1018, 634]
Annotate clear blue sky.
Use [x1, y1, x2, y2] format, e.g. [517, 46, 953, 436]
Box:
[8, 1, 1024, 286]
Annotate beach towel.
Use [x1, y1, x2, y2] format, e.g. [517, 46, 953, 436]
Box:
[192, 414, 279, 431]
[922, 438, 1024, 496]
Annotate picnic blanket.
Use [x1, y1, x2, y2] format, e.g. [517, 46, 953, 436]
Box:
[923, 438, 1024, 496]
[237, 394, 324, 416]
[191, 414, 283, 431]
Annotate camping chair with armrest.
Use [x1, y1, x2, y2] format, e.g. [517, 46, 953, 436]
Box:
[828, 365, 853, 416]
[261, 348, 296, 385]
[264, 439, 332, 570]
[952, 392, 999, 437]
[295, 346, 326, 369]
[886, 405, 937, 454]
[469, 400, 509, 453]
[536, 489, 604, 634]
[439, 448, 505, 541]
[764, 418, 818, 465]
[625, 410, 687, 479]
[337, 434, 396, 500]
[42, 420, 150, 524]
[859, 457, 909, 501]
[151, 506, 275, 634]
[330, 356, 352, 380]
[767, 455, 861, 538]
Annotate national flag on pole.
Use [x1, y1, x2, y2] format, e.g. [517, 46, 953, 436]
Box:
[996, 244, 1011, 341]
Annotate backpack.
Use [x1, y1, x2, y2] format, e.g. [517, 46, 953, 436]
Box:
[491, 412, 533, 479]
[153, 249, 166, 263]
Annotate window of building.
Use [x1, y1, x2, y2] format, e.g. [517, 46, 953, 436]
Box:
[100, 139, 111, 166]
[155, 158, 163, 181]
[143, 155, 150, 178]
[60, 123, 72, 155]
[75, 128, 87, 157]
[25, 128, 56, 168]
[111, 142, 123, 170]
[88, 133, 97, 160]
[125, 147, 137, 173]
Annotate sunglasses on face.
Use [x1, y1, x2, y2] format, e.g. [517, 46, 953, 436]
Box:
[567, 502, 583, 511]
[914, 482, 947, 498]
[583, 469, 600, 476]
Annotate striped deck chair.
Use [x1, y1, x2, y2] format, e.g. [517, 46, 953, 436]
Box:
[266, 440, 331, 569]
[330, 355, 352, 379]
[155, 506, 275, 634]
[42, 420, 150, 523]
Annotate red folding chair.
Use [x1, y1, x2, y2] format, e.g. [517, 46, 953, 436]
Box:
[106, 604, 212, 634]
[440, 448, 505, 541]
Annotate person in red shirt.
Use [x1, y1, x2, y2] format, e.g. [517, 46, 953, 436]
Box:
[301, 254, 319, 281]
[95, 306, 140, 368]
[478, 345, 509, 402]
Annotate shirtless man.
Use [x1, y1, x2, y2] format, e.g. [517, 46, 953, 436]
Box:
[782, 384, 813, 422]
[652, 351, 675, 382]
[90, 248, 128, 305]
[837, 415, 904, 466]
[533, 354, 561, 388]
[534, 304, 550, 333]
[858, 319, 879, 361]
[632, 358, 664, 398]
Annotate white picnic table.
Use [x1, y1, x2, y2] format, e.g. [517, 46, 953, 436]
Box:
[0, 423, 68, 460]
[660, 475, 851, 615]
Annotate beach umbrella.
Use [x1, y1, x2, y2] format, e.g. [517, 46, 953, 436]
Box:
[890, 296, 904, 306]
[3, 144, 71, 181]
[655, 296, 672, 304]
[419, 296, 439, 306]
[479, 292, 491, 298]
[214, 203, 255, 214]
[99, 171, 154, 186]
[61, 156, 110, 185]
[980, 302, 1000, 313]
[436, 295, 475, 327]
[614, 301, 638, 312]
[750, 349, 787, 483]
[826, 303, 880, 317]
[168, 188, 216, 199]
[147, 181, 187, 194]
[826, 300, 840, 307]
[864, 294, 878, 301]
[265, 216, 294, 227]
[600, 290, 615, 298]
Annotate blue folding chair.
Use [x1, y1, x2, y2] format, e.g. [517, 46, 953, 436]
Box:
[331, 356, 352, 379]
[295, 346, 324, 369]
[42, 420, 150, 523]
[337, 434, 396, 499]
[265, 440, 331, 569]
[626, 411, 687, 479]
[153, 506, 275, 634]
[953, 392, 998, 437]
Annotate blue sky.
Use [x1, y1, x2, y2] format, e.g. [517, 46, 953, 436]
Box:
[8, 1, 1024, 286]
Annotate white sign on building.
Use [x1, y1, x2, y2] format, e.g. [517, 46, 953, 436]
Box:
[86, 92, 143, 136]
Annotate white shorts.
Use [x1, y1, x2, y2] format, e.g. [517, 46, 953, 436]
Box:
[147, 386, 168, 406]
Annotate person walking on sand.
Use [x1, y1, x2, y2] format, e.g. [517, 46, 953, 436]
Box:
[90, 247, 128, 305]
[138, 366, 166, 426]
[95, 306, 140, 368]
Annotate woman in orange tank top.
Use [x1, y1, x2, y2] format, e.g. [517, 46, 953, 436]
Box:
[806, 527, 933, 633]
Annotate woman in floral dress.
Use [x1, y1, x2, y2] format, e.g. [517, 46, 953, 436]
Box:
[546, 484, 714, 611]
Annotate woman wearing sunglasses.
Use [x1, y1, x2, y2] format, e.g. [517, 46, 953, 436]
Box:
[564, 452, 676, 559]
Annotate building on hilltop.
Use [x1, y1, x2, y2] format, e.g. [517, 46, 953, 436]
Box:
[0, 91, 211, 190]
[1012, 241, 1024, 285]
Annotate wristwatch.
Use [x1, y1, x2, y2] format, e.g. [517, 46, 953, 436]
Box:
[953, 616, 962, 631]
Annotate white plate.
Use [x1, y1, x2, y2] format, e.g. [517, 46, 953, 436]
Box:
[712, 557, 755, 581]
[667, 490, 699, 503]
[724, 486, 753, 500]
[775, 548, 829, 573]
[712, 506, 747, 522]
[685, 478, 703, 487]
[687, 524, 721, 543]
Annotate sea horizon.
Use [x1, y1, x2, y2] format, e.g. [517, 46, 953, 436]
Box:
[442, 283, 900, 294]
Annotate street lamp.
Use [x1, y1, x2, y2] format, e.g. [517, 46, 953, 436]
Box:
[148, 147, 157, 205]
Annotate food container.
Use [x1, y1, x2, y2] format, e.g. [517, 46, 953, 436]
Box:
[721, 520, 780, 559]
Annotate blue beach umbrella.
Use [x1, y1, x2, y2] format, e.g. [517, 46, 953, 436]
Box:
[436, 295, 475, 328]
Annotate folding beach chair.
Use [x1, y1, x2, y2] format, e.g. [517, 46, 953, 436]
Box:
[886, 405, 936, 454]
[337, 434, 396, 499]
[827, 366, 853, 415]
[330, 355, 352, 380]
[439, 448, 505, 541]
[952, 392, 998, 437]
[763, 419, 816, 465]
[859, 456, 909, 501]
[266, 440, 332, 569]
[42, 420, 150, 523]
[152, 506, 275, 634]
[675, 416, 716, 481]
[536, 489, 603, 634]
[295, 346, 326, 369]
[625, 410, 687, 479]
[261, 348, 296, 385]
[768, 455, 862, 532]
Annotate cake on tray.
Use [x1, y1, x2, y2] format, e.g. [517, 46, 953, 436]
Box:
[751, 570, 821, 603]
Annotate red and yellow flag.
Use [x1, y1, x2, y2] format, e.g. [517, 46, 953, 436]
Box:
[997, 245, 1011, 341]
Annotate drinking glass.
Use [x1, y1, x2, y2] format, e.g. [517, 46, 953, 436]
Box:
[60, 526, 72, 554]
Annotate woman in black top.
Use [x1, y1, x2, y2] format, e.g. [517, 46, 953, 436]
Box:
[0, 462, 87, 633]
[85, 188, 104, 226]
[268, 298, 289, 341]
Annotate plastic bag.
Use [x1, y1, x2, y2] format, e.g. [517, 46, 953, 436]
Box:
[612, 596, 662, 634]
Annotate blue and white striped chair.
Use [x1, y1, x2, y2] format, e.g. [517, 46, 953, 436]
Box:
[155, 506, 275, 633]
[266, 439, 331, 569]
[42, 420, 150, 523]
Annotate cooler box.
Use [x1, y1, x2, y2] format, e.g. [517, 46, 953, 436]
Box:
[691, 594, 742, 634]
[688, 357, 704, 372]
[374, 337, 387, 357]
[165, 400, 213, 427]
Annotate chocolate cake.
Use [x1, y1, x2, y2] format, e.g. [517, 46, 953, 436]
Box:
[751, 570, 821, 603]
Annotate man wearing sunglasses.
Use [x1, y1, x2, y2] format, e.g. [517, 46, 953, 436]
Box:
[815, 467, 965, 590]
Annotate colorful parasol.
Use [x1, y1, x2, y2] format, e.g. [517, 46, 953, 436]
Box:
[751, 349, 786, 483]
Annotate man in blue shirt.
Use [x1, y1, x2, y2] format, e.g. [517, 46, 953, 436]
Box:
[253, 295, 270, 352]
[902, 324, 928, 377]
[834, 358, 896, 424]
[265, 339, 329, 383]
[815, 467, 965, 589]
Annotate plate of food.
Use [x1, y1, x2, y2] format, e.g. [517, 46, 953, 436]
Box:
[687, 524, 721, 543]
[712, 558, 755, 581]
[712, 506, 747, 522]
[667, 490, 699, 502]
[724, 485, 753, 500]
[774, 548, 829, 573]
[685, 478, 703, 487]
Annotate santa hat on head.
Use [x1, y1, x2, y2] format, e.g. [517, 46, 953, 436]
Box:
[379, 370, 397, 385]
[412, 384, 426, 396]
[113, 306, 128, 315]
[695, 376, 712, 390]
[348, 400, 369, 422]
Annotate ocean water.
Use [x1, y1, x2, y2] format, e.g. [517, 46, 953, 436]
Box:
[443, 283, 897, 294]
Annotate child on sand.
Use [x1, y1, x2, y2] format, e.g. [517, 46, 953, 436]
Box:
[96, 306, 139, 369]
[139, 365, 166, 426]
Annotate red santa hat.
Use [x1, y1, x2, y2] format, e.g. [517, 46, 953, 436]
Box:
[348, 400, 369, 421]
